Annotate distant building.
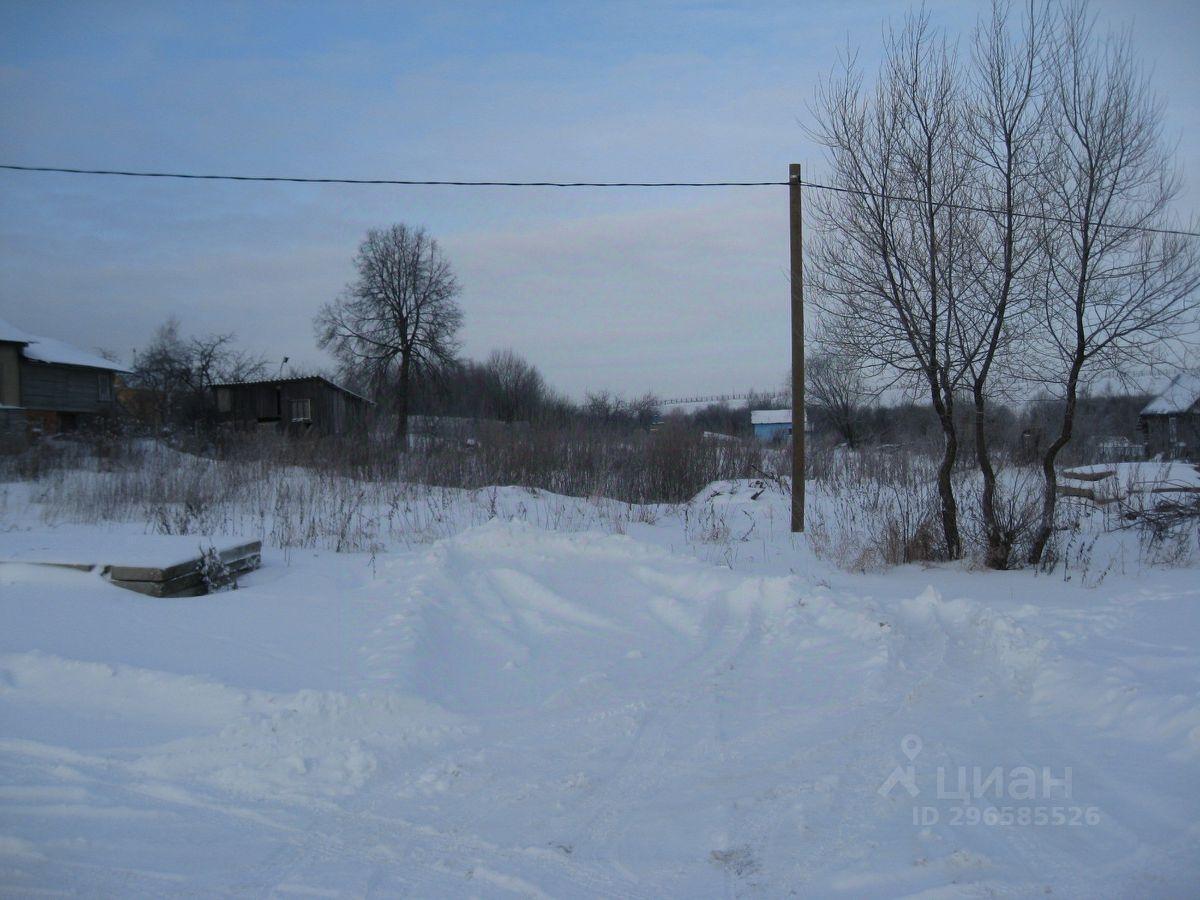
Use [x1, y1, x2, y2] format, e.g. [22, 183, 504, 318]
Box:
[0, 317, 128, 438]
[1096, 436, 1144, 463]
[751, 408, 794, 443]
[210, 375, 371, 437]
[1140, 372, 1200, 459]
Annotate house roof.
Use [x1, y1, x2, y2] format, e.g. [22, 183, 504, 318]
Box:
[22, 335, 131, 372]
[751, 408, 791, 425]
[0, 316, 129, 372]
[1141, 372, 1200, 416]
[210, 375, 372, 403]
[0, 316, 35, 345]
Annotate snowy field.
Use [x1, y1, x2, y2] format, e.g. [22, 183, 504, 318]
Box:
[2, 474, 1199, 897]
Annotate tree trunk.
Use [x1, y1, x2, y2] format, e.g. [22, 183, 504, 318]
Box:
[1027, 354, 1084, 565]
[931, 384, 962, 560]
[396, 356, 411, 451]
[973, 384, 1010, 569]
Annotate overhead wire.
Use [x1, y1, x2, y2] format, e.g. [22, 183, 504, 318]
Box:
[2, 162, 1198, 238]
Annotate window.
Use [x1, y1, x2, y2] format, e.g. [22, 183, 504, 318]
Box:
[97, 373, 112, 401]
[216, 388, 231, 412]
[290, 398, 312, 423]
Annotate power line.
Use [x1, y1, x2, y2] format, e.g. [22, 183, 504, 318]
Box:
[807, 179, 1200, 239]
[0, 164, 784, 188]
[2, 162, 1198, 238]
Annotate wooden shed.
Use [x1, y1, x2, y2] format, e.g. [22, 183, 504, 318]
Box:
[211, 376, 370, 436]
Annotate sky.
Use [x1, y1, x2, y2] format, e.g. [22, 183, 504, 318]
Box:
[1, 0, 1197, 400]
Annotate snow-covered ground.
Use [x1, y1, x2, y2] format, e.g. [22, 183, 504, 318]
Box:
[1, 477, 1199, 897]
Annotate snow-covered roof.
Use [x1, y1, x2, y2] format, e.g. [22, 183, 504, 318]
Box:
[210, 375, 372, 404]
[751, 408, 791, 425]
[1141, 372, 1200, 416]
[0, 316, 35, 345]
[22, 336, 128, 372]
[0, 316, 129, 371]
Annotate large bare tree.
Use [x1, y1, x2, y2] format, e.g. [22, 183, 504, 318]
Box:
[959, 0, 1052, 568]
[809, 11, 976, 559]
[1026, 1, 1200, 563]
[316, 224, 463, 445]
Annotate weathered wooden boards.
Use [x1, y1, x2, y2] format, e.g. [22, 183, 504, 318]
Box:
[0, 535, 262, 598]
[1061, 467, 1116, 483]
[107, 541, 262, 597]
[1059, 466, 1200, 505]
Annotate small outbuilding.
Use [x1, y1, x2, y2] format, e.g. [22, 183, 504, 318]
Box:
[210, 375, 370, 437]
[1140, 372, 1200, 460]
[751, 408, 793, 443]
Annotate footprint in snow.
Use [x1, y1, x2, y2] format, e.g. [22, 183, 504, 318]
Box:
[710, 846, 759, 877]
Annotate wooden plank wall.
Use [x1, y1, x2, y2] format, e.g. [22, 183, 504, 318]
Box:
[0, 344, 20, 406]
[221, 379, 366, 436]
[19, 362, 116, 414]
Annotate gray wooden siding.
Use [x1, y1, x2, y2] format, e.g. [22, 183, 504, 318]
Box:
[217, 378, 366, 436]
[19, 362, 116, 414]
[1143, 412, 1200, 458]
[0, 345, 20, 406]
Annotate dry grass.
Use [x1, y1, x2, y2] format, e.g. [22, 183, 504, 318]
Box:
[1, 424, 762, 554]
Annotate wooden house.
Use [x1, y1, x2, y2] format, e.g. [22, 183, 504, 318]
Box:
[1140, 372, 1200, 459]
[210, 375, 370, 436]
[0, 317, 128, 438]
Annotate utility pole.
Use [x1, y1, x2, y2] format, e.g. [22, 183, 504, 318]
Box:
[789, 163, 804, 533]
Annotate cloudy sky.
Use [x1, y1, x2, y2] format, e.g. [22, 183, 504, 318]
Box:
[2, 0, 1197, 399]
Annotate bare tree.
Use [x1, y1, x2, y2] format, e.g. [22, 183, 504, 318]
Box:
[582, 391, 660, 431]
[1026, 1, 1200, 563]
[131, 317, 266, 428]
[960, 0, 1052, 568]
[806, 343, 874, 448]
[809, 11, 976, 558]
[316, 224, 463, 445]
[809, 0, 1197, 567]
[482, 349, 546, 424]
[131, 318, 190, 425]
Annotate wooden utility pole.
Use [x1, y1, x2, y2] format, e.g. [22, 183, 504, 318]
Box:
[789, 163, 805, 532]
